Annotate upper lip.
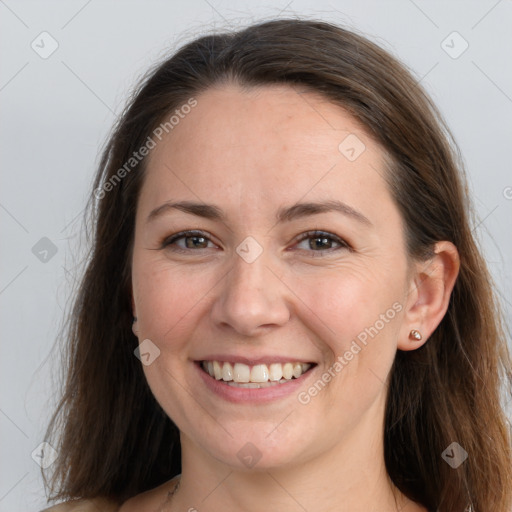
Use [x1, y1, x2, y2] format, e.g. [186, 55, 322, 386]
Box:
[195, 355, 316, 366]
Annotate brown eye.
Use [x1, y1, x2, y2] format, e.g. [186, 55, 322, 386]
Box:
[294, 231, 350, 253]
[183, 235, 208, 249]
[161, 230, 216, 252]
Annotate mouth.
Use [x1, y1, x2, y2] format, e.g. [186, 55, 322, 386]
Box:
[197, 360, 317, 388]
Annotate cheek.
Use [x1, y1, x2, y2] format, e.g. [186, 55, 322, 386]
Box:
[292, 271, 402, 432]
[132, 261, 214, 422]
[290, 264, 402, 380]
[132, 260, 214, 346]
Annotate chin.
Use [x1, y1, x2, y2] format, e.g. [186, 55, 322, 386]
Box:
[195, 422, 317, 472]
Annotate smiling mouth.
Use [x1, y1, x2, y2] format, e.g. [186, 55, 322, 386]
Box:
[199, 360, 316, 388]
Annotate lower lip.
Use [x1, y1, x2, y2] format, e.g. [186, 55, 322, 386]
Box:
[195, 362, 315, 404]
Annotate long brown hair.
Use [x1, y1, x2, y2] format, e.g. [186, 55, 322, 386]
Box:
[42, 18, 512, 511]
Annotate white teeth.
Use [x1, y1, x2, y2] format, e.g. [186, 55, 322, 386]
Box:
[282, 362, 294, 380]
[213, 360, 222, 380]
[269, 363, 283, 381]
[293, 363, 303, 379]
[233, 362, 250, 383]
[228, 382, 265, 388]
[222, 362, 233, 381]
[227, 381, 282, 388]
[250, 364, 269, 383]
[201, 360, 313, 384]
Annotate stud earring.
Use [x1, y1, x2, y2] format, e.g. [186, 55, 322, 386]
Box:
[409, 329, 422, 341]
[133, 316, 137, 323]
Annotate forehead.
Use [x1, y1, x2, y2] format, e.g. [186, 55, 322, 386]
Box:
[138, 83, 393, 224]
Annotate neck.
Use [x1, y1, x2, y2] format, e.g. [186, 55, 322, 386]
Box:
[168, 400, 424, 512]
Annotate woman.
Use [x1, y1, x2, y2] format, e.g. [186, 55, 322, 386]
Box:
[41, 18, 512, 512]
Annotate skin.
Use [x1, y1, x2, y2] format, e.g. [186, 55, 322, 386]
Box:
[121, 83, 459, 512]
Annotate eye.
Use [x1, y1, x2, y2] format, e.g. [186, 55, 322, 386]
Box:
[293, 230, 351, 253]
[160, 230, 217, 253]
[159, 229, 351, 255]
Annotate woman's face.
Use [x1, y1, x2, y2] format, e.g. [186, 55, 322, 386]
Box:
[131, 84, 413, 470]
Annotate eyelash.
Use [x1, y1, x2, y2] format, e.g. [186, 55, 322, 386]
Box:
[160, 230, 352, 255]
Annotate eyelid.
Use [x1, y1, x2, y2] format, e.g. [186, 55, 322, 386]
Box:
[160, 230, 218, 251]
[160, 229, 352, 254]
[292, 230, 352, 253]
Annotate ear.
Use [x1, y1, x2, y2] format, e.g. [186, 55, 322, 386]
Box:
[398, 241, 460, 351]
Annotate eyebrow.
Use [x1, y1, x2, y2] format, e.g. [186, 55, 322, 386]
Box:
[146, 199, 372, 226]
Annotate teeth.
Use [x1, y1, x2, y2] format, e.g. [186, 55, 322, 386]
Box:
[250, 364, 269, 383]
[213, 360, 222, 380]
[222, 362, 233, 381]
[282, 362, 294, 380]
[293, 363, 303, 379]
[233, 362, 250, 383]
[227, 381, 282, 388]
[269, 363, 283, 381]
[201, 360, 313, 384]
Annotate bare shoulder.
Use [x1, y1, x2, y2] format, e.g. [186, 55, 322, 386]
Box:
[40, 497, 118, 512]
[41, 477, 180, 512]
[118, 476, 180, 512]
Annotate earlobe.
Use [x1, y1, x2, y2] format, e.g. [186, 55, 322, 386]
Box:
[398, 241, 460, 351]
[132, 316, 139, 337]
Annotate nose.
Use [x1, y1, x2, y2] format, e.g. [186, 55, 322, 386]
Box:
[210, 250, 291, 337]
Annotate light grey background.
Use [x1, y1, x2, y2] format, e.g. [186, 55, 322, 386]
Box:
[1, 1, 511, 510]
